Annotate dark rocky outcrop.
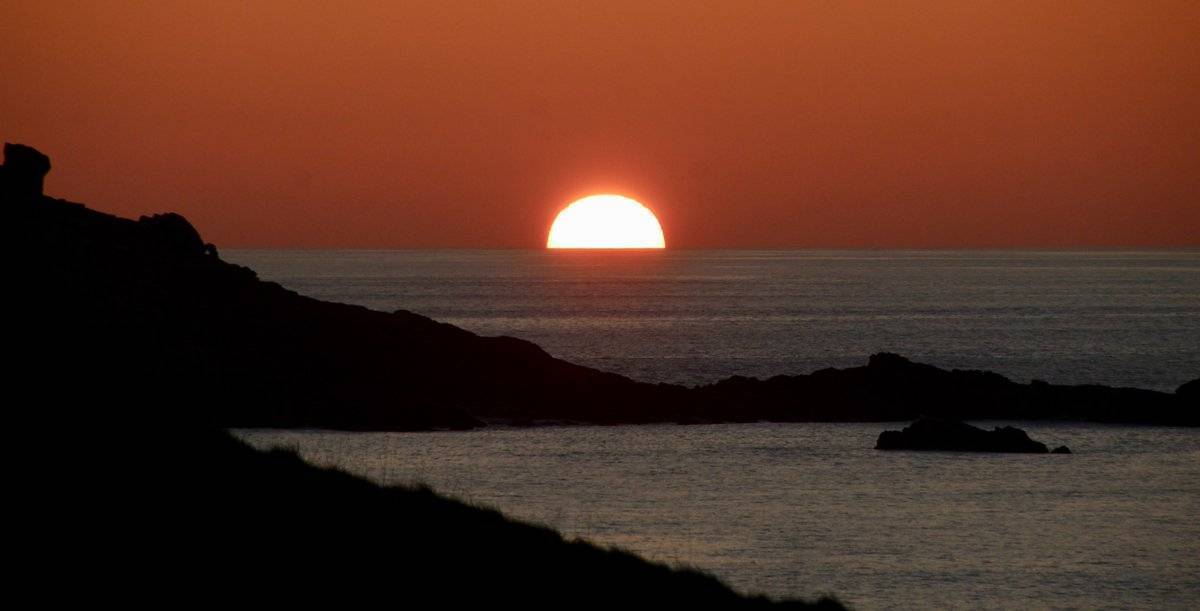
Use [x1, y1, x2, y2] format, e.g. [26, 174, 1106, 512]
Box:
[6, 143, 1197, 432]
[689, 353, 1196, 426]
[0, 142, 50, 200]
[875, 419, 1058, 453]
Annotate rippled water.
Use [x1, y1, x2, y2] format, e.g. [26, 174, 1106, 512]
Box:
[226, 250, 1199, 607]
[227, 249, 1200, 391]
[239, 423, 1200, 608]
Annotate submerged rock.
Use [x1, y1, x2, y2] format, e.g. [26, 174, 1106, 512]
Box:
[875, 418, 1054, 453]
[1051, 445, 1072, 454]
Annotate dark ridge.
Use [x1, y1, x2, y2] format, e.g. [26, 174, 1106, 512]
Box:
[875, 418, 1068, 454]
[690, 354, 1197, 426]
[6, 143, 1196, 432]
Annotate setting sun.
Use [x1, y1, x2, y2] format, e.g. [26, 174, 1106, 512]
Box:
[547, 195, 666, 249]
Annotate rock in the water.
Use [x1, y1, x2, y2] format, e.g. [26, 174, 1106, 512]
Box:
[1051, 445, 1072, 454]
[875, 418, 1051, 453]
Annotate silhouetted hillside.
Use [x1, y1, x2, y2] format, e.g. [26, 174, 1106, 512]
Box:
[26, 427, 832, 608]
[6, 142, 841, 607]
[6, 143, 1195, 431]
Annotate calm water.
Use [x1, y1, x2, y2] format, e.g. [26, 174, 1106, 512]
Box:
[238, 423, 1200, 609]
[226, 250, 1200, 607]
[227, 250, 1200, 391]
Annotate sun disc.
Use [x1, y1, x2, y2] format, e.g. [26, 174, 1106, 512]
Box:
[547, 195, 666, 249]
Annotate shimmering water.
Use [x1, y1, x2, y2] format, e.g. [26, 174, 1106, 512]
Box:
[227, 250, 1200, 391]
[238, 423, 1200, 609]
[225, 250, 1200, 607]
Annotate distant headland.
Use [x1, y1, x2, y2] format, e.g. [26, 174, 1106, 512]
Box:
[6, 143, 1196, 432]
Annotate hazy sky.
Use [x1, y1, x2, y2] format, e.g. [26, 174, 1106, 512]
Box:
[3, 1, 1198, 248]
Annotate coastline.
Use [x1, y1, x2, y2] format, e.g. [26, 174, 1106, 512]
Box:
[5, 142, 1195, 605]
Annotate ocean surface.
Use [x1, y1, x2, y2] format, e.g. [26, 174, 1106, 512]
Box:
[227, 249, 1200, 391]
[226, 250, 1200, 607]
[238, 423, 1200, 609]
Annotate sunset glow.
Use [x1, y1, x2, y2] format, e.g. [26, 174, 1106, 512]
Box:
[547, 195, 666, 249]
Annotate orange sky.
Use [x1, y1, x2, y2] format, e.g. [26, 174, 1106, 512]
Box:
[3, 1, 1198, 248]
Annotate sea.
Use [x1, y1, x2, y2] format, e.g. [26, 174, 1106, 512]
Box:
[227, 249, 1200, 609]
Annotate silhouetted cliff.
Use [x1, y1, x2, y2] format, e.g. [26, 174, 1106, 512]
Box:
[6, 143, 1196, 431]
[6, 143, 837, 607]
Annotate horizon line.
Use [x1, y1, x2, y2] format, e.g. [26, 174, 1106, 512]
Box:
[220, 245, 1200, 253]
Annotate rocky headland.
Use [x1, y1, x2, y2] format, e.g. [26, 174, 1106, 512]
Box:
[6, 143, 1196, 432]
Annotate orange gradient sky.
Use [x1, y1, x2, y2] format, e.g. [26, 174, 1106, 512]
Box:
[2, 1, 1198, 248]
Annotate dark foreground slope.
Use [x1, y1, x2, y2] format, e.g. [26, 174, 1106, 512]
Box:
[20, 427, 834, 608]
[6, 143, 1196, 430]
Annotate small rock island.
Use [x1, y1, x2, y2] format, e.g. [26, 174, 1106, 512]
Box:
[875, 418, 1071, 454]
